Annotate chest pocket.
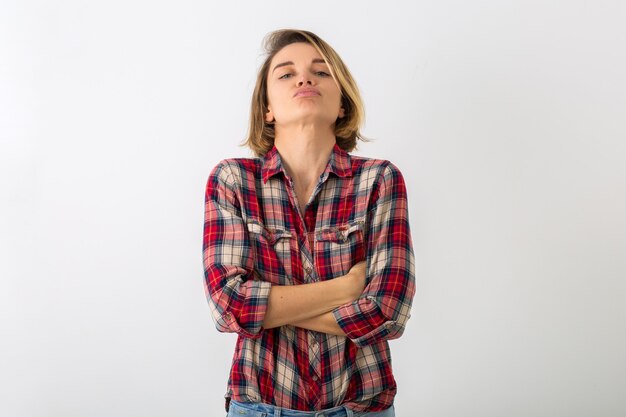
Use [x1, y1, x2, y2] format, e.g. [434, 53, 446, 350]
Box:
[246, 220, 293, 285]
[314, 220, 366, 280]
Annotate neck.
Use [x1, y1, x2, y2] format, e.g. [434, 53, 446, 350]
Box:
[274, 124, 336, 187]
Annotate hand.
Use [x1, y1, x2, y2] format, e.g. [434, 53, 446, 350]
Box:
[344, 261, 367, 301]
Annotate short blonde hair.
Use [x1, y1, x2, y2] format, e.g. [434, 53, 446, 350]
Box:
[241, 29, 367, 157]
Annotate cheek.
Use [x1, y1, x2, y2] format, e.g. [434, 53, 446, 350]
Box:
[326, 86, 343, 107]
[327, 92, 343, 113]
[266, 86, 286, 111]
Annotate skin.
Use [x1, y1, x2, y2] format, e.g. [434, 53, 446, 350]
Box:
[260, 43, 365, 336]
[266, 42, 345, 214]
[262, 262, 366, 335]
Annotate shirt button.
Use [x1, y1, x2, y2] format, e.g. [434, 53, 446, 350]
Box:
[304, 265, 312, 275]
[312, 374, 319, 381]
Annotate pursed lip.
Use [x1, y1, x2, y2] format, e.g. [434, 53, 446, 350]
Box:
[293, 87, 320, 98]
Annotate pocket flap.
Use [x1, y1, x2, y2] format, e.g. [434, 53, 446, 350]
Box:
[246, 220, 293, 244]
[315, 220, 365, 243]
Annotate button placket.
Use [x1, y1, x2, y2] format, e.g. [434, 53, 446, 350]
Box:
[308, 331, 322, 383]
[302, 255, 316, 282]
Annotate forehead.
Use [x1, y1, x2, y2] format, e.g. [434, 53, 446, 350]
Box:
[270, 42, 326, 66]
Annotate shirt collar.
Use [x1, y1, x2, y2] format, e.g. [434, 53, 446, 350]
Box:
[261, 142, 353, 184]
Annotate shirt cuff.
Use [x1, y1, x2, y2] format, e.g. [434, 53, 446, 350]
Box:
[209, 265, 272, 338]
[332, 296, 404, 347]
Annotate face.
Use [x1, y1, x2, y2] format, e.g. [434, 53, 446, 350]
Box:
[265, 42, 345, 129]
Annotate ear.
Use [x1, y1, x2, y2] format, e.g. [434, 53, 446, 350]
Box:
[265, 106, 275, 123]
[338, 107, 345, 118]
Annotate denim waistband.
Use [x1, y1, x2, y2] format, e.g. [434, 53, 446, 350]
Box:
[228, 400, 357, 417]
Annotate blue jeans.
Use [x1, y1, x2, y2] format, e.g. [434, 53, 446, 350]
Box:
[227, 400, 395, 417]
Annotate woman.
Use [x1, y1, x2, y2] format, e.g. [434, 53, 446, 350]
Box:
[203, 29, 416, 417]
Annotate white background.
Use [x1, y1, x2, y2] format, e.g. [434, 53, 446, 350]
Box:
[1, 1, 625, 416]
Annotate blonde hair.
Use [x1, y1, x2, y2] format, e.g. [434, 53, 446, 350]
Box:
[241, 29, 367, 157]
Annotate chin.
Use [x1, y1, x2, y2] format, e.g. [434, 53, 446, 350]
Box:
[287, 111, 337, 125]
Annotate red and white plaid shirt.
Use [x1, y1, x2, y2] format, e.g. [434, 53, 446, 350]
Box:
[202, 143, 416, 412]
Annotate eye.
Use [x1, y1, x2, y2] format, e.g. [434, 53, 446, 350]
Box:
[278, 73, 293, 79]
[315, 71, 330, 77]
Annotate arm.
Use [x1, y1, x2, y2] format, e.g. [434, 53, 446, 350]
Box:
[203, 161, 270, 338]
[290, 312, 346, 336]
[262, 267, 363, 329]
[267, 261, 366, 334]
[331, 163, 417, 347]
[286, 261, 367, 336]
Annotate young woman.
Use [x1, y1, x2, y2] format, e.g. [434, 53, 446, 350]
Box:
[203, 29, 416, 417]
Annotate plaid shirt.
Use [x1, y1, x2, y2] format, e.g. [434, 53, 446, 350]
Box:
[202, 143, 416, 412]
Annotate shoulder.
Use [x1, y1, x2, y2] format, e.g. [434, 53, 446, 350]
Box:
[208, 157, 262, 186]
[350, 154, 406, 183]
[350, 155, 408, 206]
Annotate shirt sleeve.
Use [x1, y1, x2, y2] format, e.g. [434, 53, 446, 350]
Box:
[202, 160, 271, 338]
[332, 162, 416, 347]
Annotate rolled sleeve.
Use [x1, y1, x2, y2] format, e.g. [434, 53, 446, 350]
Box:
[332, 163, 416, 347]
[202, 161, 271, 338]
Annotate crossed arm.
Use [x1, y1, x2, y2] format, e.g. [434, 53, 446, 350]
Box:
[261, 261, 366, 336]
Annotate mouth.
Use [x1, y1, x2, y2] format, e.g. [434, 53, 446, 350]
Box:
[293, 88, 320, 98]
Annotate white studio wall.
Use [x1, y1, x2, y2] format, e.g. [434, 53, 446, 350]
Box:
[1, 1, 625, 416]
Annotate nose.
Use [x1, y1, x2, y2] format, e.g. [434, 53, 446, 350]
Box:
[296, 73, 313, 86]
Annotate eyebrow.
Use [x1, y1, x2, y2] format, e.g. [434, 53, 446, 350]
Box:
[272, 58, 327, 73]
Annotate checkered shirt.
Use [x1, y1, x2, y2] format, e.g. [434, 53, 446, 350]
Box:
[202, 143, 416, 412]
